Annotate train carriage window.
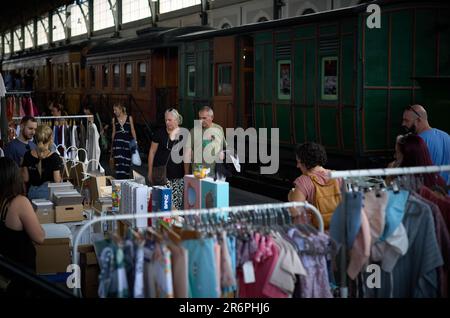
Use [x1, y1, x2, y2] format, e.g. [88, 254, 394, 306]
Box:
[73, 63, 80, 88]
[57, 64, 64, 88]
[102, 65, 109, 88]
[139, 63, 146, 88]
[321, 57, 338, 100]
[277, 60, 291, 100]
[89, 65, 96, 89]
[65, 63, 71, 88]
[187, 65, 195, 97]
[35, 69, 40, 88]
[217, 64, 232, 96]
[113, 64, 120, 88]
[126, 64, 132, 89]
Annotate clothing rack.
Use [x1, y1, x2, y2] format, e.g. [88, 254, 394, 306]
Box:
[71, 201, 324, 297]
[12, 115, 94, 120]
[5, 91, 33, 95]
[328, 164, 450, 298]
[329, 165, 450, 179]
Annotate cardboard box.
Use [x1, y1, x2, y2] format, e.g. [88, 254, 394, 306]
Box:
[52, 190, 83, 206]
[89, 174, 113, 203]
[35, 238, 71, 274]
[201, 178, 229, 208]
[63, 161, 85, 187]
[152, 186, 172, 212]
[55, 204, 84, 223]
[94, 198, 112, 213]
[47, 182, 74, 200]
[78, 244, 99, 298]
[36, 208, 55, 224]
[184, 175, 201, 209]
[32, 199, 55, 224]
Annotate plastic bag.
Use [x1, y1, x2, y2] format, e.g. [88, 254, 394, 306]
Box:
[132, 149, 141, 166]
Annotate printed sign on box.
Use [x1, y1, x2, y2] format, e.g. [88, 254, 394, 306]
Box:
[184, 175, 202, 210]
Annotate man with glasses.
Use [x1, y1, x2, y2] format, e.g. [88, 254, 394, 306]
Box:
[4, 116, 37, 166]
[402, 104, 450, 185]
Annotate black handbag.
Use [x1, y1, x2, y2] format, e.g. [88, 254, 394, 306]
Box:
[152, 165, 168, 186]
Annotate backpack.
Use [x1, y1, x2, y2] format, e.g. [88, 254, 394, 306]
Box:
[307, 173, 341, 229]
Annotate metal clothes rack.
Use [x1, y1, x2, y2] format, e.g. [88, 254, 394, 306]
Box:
[5, 91, 33, 95]
[12, 115, 94, 121]
[71, 201, 324, 297]
[328, 164, 450, 298]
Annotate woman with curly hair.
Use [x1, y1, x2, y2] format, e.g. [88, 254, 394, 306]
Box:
[288, 142, 341, 228]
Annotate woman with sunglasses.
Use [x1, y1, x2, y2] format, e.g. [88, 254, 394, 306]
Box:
[148, 108, 185, 210]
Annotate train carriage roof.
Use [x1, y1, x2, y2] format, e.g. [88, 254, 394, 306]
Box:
[86, 26, 215, 56]
[175, 0, 449, 41]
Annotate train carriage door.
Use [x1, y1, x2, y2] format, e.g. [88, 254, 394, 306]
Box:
[213, 36, 236, 129]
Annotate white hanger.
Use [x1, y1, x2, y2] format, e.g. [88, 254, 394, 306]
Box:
[86, 158, 105, 174]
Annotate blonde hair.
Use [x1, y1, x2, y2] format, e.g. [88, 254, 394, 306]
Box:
[113, 103, 127, 115]
[165, 108, 183, 125]
[35, 125, 53, 160]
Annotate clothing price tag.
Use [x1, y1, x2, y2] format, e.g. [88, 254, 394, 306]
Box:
[243, 261, 256, 284]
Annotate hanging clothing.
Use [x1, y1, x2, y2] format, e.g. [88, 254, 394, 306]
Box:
[168, 243, 189, 298]
[6, 97, 14, 122]
[112, 116, 133, 179]
[420, 186, 450, 233]
[0, 73, 6, 97]
[134, 241, 145, 298]
[347, 208, 372, 280]
[366, 194, 443, 298]
[86, 122, 101, 172]
[69, 125, 79, 160]
[413, 192, 450, 298]
[18, 98, 25, 117]
[144, 241, 174, 298]
[182, 238, 219, 298]
[288, 229, 333, 298]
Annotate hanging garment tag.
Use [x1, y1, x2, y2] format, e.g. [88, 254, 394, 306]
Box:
[243, 261, 256, 284]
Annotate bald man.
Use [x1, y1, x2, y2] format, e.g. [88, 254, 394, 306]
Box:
[402, 104, 450, 184]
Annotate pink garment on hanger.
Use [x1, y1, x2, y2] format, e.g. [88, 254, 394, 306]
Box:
[31, 98, 39, 116]
[19, 97, 25, 117]
[6, 97, 14, 121]
[347, 207, 371, 280]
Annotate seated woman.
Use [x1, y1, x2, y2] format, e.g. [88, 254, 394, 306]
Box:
[390, 133, 446, 190]
[21, 125, 63, 199]
[0, 157, 45, 273]
[288, 142, 341, 229]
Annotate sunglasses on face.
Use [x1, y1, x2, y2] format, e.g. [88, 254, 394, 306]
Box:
[406, 105, 421, 118]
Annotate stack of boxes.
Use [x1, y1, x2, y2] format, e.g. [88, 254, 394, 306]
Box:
[120, 181, 152, 229]
[32, 182, 84, 223]
[51, 184, 84, 223]
[32, 199, 55, 224]
[184, 175, 229, 210]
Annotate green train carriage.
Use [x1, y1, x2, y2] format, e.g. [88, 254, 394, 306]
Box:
[177, 0, 450, 187]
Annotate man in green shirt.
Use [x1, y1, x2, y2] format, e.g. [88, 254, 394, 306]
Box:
[184, 106, 226, 178]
